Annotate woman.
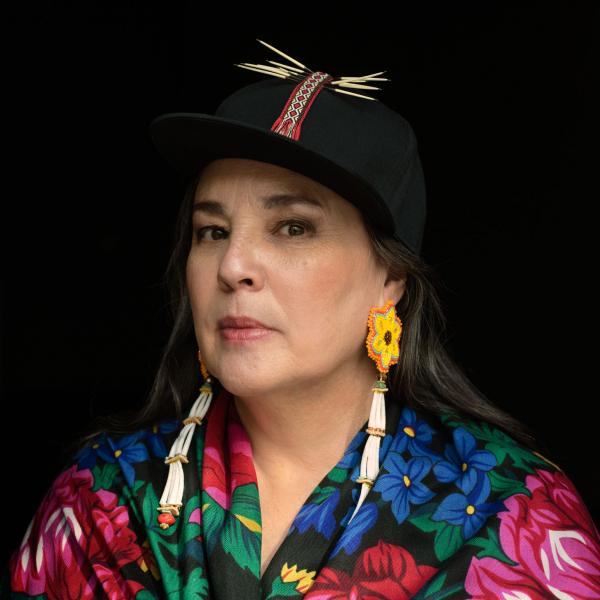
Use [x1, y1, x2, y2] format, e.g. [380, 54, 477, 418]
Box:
[4, 41, 600, 599]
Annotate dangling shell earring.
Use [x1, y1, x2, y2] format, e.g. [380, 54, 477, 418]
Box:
[348, 299, 403, 524]
[156, 350, 214, 530]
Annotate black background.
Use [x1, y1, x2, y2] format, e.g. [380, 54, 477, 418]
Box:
[3, 3, 598, 565]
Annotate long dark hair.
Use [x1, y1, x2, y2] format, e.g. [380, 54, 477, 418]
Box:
[62, 167, 553, 463]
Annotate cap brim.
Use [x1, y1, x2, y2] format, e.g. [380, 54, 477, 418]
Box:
[148, 112, 394, 237]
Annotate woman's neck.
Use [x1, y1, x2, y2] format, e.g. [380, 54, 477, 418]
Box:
[232, 358, 380, 487]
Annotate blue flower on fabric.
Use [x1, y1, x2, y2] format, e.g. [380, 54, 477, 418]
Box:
[389, 407, 440, 461]
[337, 430, 367, 472]
[292, 486, 341, 539]
[373, 453, 436, 525]
[144, 419, 180, 458]
[331, 488, 378, 558]
[96, 430, 150, 488]
[74, 432, 109, 471]
[431, 470, 507, 539]
[433, 427, 497, 494]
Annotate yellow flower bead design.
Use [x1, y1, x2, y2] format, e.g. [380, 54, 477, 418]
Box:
[365, 299, 403, 373]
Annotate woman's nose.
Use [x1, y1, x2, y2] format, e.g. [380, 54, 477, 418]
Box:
[216, 227, 266, 291]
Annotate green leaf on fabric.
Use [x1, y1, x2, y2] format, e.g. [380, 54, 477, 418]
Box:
[265, 571, 312, 599]
[440, 417, 549, 473]
[327, 466, 349, 483]
[310, 486, 338, 506]
[412, 571, 465, 599]
[182, 566, 209, 598]
[465, 525, 519, 565]
[222, 510, 261, 575]
[91, 462, 120, 491]
[135, 590, 159, 599]
[182, 494, 202, 544]
[433, 522, 464, 562]
[139, 482, 186, 595]
[488, 469, 530, 499]
[201, 496, 226, 556]
[409, 505, 448, 534]
[231, 482, 261, 528]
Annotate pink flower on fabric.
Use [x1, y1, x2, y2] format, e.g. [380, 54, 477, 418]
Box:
[203, 444, 231, 509]
[304, 540, 438, 599]
[189, 507, 202, 526]
[202, 389, 259, 510]
[228, 418, 256, 490]
[465, 468, 600, 599]
[8, 464, 145, 600]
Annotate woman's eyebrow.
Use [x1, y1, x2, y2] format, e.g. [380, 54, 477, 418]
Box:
[192, 193, 326, 216]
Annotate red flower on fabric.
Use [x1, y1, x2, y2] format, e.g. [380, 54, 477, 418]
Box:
[465, 468, 600, 599]
[203, 388, 257, 510]
[202, 390, 256, 510]
[304, 540, 438, 599]
[8, 464, 145, 600]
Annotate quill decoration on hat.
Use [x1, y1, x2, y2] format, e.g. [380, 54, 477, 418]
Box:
[233, 38, 390, 101]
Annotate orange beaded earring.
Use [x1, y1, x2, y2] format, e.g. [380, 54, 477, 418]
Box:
[156, 350, 215, 530]
[348, 298, 403, 523]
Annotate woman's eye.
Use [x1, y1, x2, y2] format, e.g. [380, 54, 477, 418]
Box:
[194, 226, 226, 242]
[279, 220, 313, 237]
[194, 219, 314, 242]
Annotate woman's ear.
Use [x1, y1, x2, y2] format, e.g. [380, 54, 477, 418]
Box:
[382, 272, 407, 307]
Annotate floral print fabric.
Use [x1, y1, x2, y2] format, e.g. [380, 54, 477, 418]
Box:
[3, 381, 600, 599]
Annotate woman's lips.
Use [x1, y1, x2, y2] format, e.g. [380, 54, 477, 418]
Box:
[220, 327, 274, 342]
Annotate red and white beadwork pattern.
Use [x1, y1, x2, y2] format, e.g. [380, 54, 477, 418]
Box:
[270, 71, 333, 141]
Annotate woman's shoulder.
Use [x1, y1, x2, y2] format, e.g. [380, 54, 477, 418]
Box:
[392, 404, 600, 596]
[4, 416, 186, 598]
[432, 407, 564, 472]
[17, 416, 186, 551]
[386, 399, 597, 532]
[420, 405, 590, 511]
[67, 416, 185, 489]
[396, 400, 599, 531]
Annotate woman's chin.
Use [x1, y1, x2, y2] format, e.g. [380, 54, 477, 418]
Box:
[217, 375, 277, 397]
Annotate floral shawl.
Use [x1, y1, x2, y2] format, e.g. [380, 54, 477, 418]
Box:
[3, 381, 600, 599]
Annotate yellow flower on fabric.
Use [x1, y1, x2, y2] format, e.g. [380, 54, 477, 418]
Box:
[137, 539, 161, 581]
[280, 562, 317, 593]
[365, 299, 403, 373]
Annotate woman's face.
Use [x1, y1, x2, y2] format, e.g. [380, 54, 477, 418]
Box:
[186, 158, 405, 397]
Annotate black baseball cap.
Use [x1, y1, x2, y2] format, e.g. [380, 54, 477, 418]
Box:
[148, 44, 427, 255]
